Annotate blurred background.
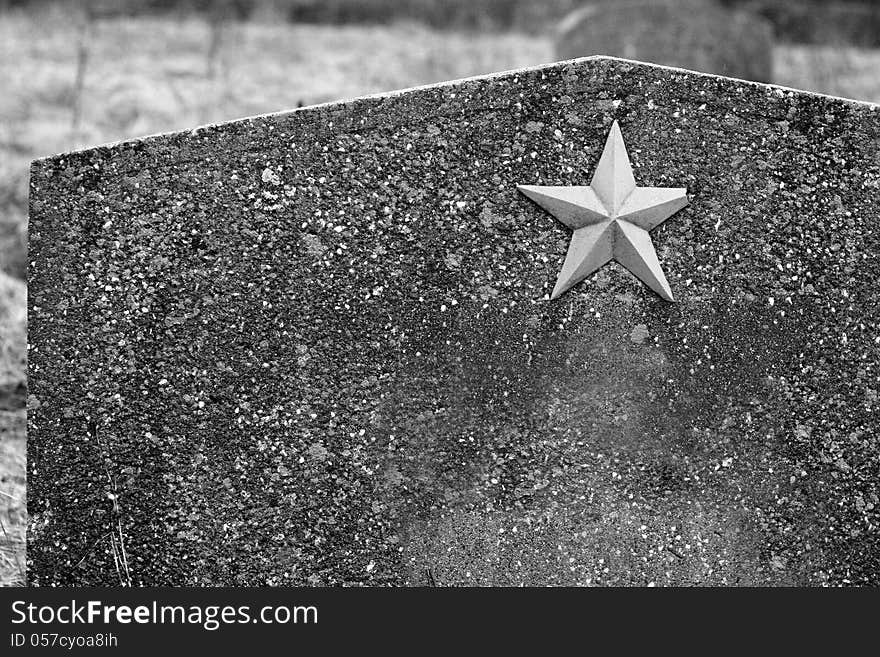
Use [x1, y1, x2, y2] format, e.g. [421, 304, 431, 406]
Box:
[1, 0, 879, 586]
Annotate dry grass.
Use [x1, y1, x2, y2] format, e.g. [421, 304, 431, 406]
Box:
[0, 409, 25, 587]
[0, 272, 25, 587]
[0, 6, 878, 586]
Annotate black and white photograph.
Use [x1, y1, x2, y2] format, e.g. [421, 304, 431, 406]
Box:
[1, 0, 879, 646]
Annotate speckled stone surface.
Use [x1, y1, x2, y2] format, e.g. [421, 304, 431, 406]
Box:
[29, 57, 880, 586]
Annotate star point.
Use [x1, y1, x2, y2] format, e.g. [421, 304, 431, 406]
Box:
[590, 120, 636, 212]
[519, 122, 688, 302]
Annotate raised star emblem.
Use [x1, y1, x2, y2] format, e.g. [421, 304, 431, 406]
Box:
[518, 120, 688, 301]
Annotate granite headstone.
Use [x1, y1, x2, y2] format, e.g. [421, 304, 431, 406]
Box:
[556, 0, 774, 83]
[29, 57, 880, 585]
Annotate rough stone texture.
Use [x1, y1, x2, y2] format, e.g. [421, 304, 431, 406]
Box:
[28, 56, 880, 586]
[556, 0, 774, 83]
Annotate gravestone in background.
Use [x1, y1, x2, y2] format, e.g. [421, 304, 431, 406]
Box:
[29, 56, 880, 585]
[728, 0, 880, 48]
[556, 0, 774, 83]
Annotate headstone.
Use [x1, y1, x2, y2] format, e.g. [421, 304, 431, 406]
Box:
[556, 0, 775, 83]
[29, 56, 880, 586]
[728, 0, 880, 48]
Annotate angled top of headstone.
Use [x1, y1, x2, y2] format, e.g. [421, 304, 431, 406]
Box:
[28, 57, 880, 586]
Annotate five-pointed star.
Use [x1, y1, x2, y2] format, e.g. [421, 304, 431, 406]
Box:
[518, 120, 688, 301]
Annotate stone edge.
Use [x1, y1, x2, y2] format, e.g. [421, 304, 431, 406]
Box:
[29, 55, 879, 168]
